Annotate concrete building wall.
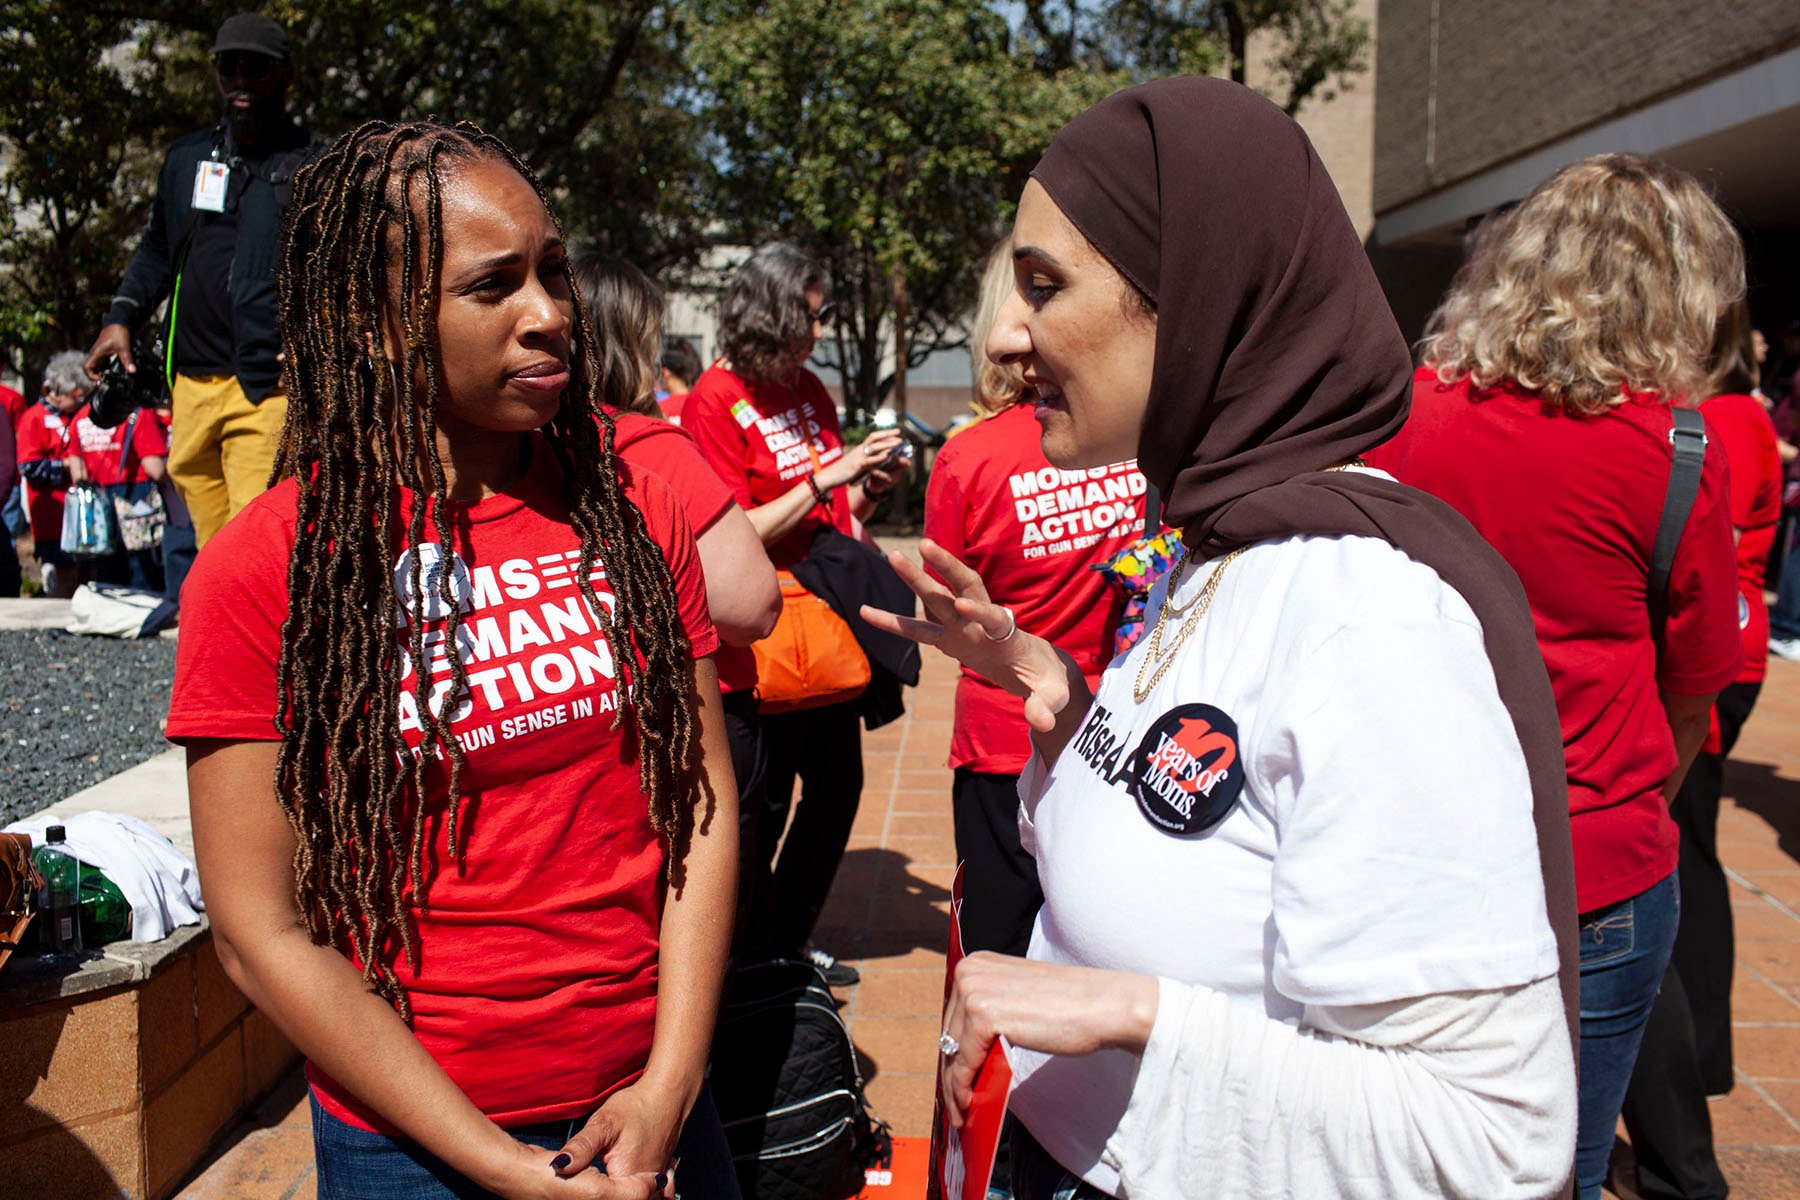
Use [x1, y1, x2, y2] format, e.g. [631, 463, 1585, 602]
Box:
[1375, 0, 1800, 215]
[1250, 0, 1380, 238]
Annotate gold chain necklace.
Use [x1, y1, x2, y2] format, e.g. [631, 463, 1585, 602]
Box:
[1131, 461, 1364, 702]
[1133, 546, 1246, 701]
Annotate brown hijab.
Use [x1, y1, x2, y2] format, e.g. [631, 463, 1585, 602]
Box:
[1034, 75, 1578, 1163]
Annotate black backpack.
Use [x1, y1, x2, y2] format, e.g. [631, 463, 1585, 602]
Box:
[711, 958, 892, 1200]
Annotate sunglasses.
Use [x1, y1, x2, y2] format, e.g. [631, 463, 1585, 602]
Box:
[215, 52, 278, 81]
[808, 301, 837, 328]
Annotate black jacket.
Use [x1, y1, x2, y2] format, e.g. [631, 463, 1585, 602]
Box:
[104, 122, 321, 403]
[790, 529, 921, 731]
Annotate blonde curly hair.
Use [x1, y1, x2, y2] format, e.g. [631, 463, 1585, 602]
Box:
[971, 237, 1027, 417]
[1419, 154, 1744, 414]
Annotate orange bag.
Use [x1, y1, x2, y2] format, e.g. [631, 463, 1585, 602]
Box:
[753, 570, 871, 713]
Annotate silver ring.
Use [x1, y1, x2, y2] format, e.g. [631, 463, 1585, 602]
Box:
[938, 1030, 960, 1058]
[983, 606, 1017, 642]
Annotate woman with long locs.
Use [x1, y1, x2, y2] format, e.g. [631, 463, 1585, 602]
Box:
[166, 121, 741, 1199]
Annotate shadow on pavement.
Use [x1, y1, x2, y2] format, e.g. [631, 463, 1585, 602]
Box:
[1725, 758, 1800, 867]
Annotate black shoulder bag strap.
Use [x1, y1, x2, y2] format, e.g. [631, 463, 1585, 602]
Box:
[1648, 406, 1708, 641]
[1143, 481, 1161, 539]
[117, 410, 140, 479]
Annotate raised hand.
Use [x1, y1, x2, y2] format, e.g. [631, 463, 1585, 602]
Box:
[860, 538, 1089, 738]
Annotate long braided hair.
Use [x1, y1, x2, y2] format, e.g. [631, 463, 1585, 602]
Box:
[272, 120, 699, 1017]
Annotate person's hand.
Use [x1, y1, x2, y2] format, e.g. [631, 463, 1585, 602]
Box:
[485, 1140, 664, 1200]
[938, 952, 1159, 1129]
[64, 456, 87, 484]
[814, 428, 904, 491]
[84, 324, 133, 381]
[552, 1080, 684, 1195]
[859, 538, 1079, 733]
[858, 446, 908, 499]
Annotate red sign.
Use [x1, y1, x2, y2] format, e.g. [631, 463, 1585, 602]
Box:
[927, 865, 1015, 1200]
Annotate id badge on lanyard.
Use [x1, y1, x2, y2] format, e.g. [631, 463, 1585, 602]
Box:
[192, 159, 231, 213]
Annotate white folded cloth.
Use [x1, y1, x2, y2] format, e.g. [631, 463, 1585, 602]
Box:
[4, 811, 204, 942]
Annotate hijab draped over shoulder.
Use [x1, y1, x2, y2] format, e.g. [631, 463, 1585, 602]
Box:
[1032, 76, 1579, 1109]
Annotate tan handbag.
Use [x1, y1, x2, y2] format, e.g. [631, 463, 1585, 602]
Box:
[753, 570, 871, 714]
[0, 833, 42, 977]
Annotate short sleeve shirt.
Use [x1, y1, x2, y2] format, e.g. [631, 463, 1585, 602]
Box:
[606, 408, 735, 537]
[607, 407, 760, 694]
[1698, 392, 1783, 684]
[166, 437, 718, 1130]
[1010, 519, 1558, 1187]
[1369, 369, 1741, 911]
[75, 410, 168, 488]
[925, 404, 1146, 773]
[683, 363, 852, 569]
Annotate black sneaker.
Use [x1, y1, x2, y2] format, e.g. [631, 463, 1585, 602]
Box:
[804, 945, 861, 987]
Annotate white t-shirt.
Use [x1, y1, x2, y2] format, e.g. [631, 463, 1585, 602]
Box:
[1008, 516, 1569, 1197]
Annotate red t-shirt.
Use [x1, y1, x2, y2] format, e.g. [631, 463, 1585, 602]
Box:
[1698, 393, 1782, 687]
[1, 385, 25, 435]
[16, 403, 77, 543]
[74, 409, 168, 487]
[683, 363, 852, 569]
[607, 407, 758, 694]
[1370, 369, 1741, 913]
[925, 405, 1146, 774]
[166, 439, 719, 1131]
[659, 392, 688, 425]
[0, 386, 23, 496]
[607, 409, 735, 536]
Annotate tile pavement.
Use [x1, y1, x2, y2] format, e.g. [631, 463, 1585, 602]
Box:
[176, 641, 1800, 1197]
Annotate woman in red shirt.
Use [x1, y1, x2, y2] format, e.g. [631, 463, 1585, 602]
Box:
[1620, 299, 1785, 1198]
[924, 242, 1151, 957]
[167, 122, 738, 1200]
[684, 243, 904, 983]
[570, 251, 779, 648]
[16, 353, 94, 596]
[1371, 154, 1744, 1200]
[573, 250, 782, 960]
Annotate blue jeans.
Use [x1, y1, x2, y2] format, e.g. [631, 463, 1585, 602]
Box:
[1575, 870, 1679, 1200]
[1770, 519, 1800, 641]
[311, 1084, 739, 1199]
[2, 482, 25, 537]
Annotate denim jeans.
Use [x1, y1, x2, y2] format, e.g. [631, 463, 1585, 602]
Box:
[311, 1084, 739, 1200]
[1769, 519, 1800, 641]
[1575, 870, 1680, 1200]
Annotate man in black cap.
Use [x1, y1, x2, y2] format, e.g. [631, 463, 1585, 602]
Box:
[83, 12, 321, 556]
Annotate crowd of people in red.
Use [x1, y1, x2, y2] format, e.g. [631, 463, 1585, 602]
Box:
[13, 14, 1800, 1200]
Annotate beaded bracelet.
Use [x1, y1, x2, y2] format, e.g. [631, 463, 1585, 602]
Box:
[807, 473, 832, 507]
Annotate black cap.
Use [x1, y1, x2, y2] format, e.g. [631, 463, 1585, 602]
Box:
[212, 13, 290, 61]
[46, 825, 65, 842]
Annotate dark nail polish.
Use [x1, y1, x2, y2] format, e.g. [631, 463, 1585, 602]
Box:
[551, 1153, 572, 1170]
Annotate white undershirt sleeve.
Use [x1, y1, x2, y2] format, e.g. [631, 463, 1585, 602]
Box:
[1101, 973, 1574, 1199]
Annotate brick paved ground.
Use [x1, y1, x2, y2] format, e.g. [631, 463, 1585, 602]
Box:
[178, 630, 1800, 1198]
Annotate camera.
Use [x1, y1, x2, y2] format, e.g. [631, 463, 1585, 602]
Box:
[86, 335, 168, 429]
[885, 440, 915, 466]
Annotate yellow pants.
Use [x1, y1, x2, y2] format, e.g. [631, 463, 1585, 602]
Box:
[168, 373, 288, 548]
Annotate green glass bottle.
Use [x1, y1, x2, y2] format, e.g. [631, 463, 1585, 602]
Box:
[78, 868, 132, 946]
